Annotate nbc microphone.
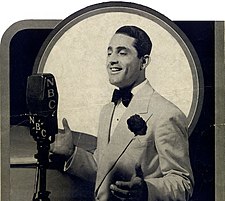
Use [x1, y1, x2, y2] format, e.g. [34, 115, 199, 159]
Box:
[26, 73, 58, 142]
[26, 73, 58, 201]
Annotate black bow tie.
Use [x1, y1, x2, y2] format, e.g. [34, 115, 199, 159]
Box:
[111, 88, 133, 107]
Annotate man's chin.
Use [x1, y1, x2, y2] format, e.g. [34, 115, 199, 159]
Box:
[109, 78, 121, 87]
[110, 82, 120, 88]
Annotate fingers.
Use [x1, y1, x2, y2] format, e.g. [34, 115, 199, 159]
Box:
[135, 163, 143, 179]
[115, 180, 133, 189]
[62, 118, 71, 133]
[49, 142, 55, 153]
[110, 164, 145, 200]
[111, 178, 142, 192]
[116, 178, 143, 189]
[110, 184, 131, 198]
[110, 183, 139, 200]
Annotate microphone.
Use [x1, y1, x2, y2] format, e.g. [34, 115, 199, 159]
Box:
[26, 73, 59, 201]
[26, 73, 58, 143]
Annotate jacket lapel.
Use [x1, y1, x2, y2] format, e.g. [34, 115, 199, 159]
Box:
[95, 82, 154, 192]
[96, 102, 115, 161]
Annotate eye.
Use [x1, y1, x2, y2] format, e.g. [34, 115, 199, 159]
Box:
[107, 49, 113, 56]
[119, 51, 127, 56]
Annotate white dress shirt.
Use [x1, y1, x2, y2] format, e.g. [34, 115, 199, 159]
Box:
[109, 79, 148, 139]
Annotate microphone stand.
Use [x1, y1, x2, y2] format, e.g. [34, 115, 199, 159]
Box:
[33, 139, 51, 201]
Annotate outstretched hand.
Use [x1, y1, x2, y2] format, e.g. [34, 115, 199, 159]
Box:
[110, 164, 148, 201]
[50, 118, 75, 158]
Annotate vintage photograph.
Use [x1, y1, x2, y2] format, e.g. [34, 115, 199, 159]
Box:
[0, 1, 222, 201]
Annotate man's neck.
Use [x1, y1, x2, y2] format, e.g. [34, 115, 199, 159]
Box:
[119, 77, 147, 90]
[131, 79, 148, 95]
[116, 79, 148, 94]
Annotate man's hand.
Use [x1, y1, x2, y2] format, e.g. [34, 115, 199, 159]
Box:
[50, 118, 75, 159]
[110, 164, 148, 201]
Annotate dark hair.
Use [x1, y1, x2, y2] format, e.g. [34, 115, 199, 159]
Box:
[115, 25, 152, 58]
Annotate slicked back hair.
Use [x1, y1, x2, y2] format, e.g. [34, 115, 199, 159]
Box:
[115, 26, 152, 58]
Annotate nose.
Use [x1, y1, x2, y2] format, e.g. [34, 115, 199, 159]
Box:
[110, 60, 119, 65]
[108, 54, 119, 66]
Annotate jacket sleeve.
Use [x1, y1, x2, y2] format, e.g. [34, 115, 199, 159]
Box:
[63, 104, 108, 183]
[64, 147, 97, 183]
[145, 110, 194, 201]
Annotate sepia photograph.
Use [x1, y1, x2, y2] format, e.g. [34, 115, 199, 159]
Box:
[0, 1, 224, 201]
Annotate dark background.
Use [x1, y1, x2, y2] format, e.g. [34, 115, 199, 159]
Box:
[9, 21, 215, 201]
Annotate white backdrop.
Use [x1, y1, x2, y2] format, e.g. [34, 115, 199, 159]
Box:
[40, 11, 195, 136]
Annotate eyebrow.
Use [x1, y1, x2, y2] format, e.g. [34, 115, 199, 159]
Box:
[107, 46, 129, 52]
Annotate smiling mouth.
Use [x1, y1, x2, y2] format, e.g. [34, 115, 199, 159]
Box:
[110, 67, 123, 74]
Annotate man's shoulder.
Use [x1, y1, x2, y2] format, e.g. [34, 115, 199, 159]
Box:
[150, 91, 186, 119]
[139, 81, 186, 116]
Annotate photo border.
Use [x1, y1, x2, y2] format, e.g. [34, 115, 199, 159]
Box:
[0, 2, 223, 201]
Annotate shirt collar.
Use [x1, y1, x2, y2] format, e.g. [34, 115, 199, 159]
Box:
[113, 79, 149, 107]
[114, 79, 148, 96]
[131, 79, 148, 95]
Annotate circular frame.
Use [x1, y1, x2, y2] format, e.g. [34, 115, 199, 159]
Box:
[33, 2, 204, 135]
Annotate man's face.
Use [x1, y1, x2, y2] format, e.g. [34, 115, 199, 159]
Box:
[106, 34, 142, 88]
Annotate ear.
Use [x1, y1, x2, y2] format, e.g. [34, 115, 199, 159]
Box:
[140, 55, 150, 70]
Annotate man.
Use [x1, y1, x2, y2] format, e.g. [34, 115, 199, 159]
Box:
[51, 25, 194, 201]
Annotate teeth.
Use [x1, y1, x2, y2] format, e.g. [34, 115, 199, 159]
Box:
[111, 67, 122, 72]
